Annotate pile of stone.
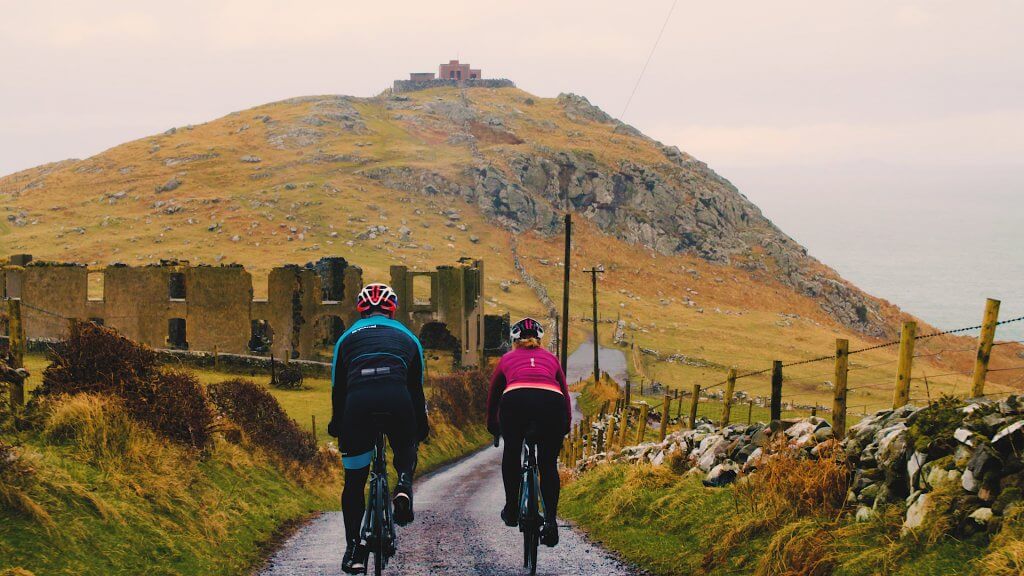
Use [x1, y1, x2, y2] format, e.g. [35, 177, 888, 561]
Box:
[574, 416, 836, 488]
[570, 395, 1024, 535]
[844, 396, 1024, 534]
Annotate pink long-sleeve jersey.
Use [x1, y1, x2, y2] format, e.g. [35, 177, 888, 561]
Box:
[486, 346, 571, 433]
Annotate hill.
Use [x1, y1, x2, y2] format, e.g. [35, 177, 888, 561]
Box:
[1, 85, 1021, 410]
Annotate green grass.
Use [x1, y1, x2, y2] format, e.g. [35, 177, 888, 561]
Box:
[562, 463, 999, 576]
[2, 354, 491, 576]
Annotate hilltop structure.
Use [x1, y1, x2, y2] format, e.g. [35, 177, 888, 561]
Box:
[394, 59, 514, 93]
[1, 254, 495, 366]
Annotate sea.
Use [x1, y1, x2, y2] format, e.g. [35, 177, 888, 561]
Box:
[728, 163, 1024, 342]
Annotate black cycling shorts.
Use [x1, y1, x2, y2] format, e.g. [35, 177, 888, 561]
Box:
[339, 383, 416, 469]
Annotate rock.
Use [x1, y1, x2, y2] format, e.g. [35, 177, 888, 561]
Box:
[856, 506, 875, 522]
[904, 492, 932, 531]
[469, 235, 480, 243]
[993, 421, 1024, 444]
[963, 469, 978, 492]
[155, 177, 182, 193]
[954, 428, 974, 446]
[240, 155, 261, 163]
[908, 451, 927, 489]
[968, 507, 993, 525]
[703, 462, 739, 487]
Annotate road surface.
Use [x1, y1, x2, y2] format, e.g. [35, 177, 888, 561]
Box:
[257, 446, 637, 575]
[259, 343, 635, 575]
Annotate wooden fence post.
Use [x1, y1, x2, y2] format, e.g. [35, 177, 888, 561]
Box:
[613, 407, 624, 447]
[688, 384, 701, 429]
[624, 378, 631, 407]
[607, 415, 618, 452]
[676, 388, 683, 419]
[971, 298, 1001, 398]
[893, 321, 917, 408]
[311, 414, 317, 442]
[721, 367, 737, 425]
[833, 338, 849, 439]
[770, 361, 783, 421]
[636, 403, 649, 444]
[660, 393, 671, 441]
[6, 299, 26, 407]
[747, 400, 753, 425]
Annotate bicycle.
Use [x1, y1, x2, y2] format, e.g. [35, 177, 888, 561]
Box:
[494, 423, 545, 576]
[359, 414, 397, 576]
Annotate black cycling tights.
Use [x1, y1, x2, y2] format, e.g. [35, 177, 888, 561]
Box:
[499, 388, 567, 523]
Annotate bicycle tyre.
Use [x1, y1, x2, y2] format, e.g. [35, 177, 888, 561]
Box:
[375, 477, 386, 576]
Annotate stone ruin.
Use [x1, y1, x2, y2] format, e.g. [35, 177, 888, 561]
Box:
[1, 254, 492, 366]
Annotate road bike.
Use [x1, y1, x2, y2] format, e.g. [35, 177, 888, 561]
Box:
[495, 424, 545, 576]
[359, 415, 397, 575]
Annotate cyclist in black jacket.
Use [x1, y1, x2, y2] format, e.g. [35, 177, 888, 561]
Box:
[328, 283, 428, 575]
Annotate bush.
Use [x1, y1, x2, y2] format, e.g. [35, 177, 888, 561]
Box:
[734, 438, 850, 520]
[36, 322, 213, 450]
[43, 394, 137, 463]
[40, 322, 157, 396]
[125, 370, 214, 450]
[429, 369, 489, 429]
[208, 378, 317, 463]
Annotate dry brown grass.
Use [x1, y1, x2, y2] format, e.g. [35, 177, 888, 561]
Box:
[733, 439, 850, 520]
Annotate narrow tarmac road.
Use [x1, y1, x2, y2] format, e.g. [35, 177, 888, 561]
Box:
[258, 446, 637, 576]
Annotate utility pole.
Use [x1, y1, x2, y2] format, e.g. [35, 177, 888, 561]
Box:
[584, 266, 604, 383]
[560, 213, 572, 374]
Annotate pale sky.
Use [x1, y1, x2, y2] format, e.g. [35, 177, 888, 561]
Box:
[2, 0, 1022, 331]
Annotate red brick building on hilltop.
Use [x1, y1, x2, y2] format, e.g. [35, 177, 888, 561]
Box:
[407, 60, 482, 82]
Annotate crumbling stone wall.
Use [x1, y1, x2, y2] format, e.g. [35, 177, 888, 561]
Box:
[2, 255, 488, 366]
[390, 260, 486, 367]
[392, 78, 515, 94]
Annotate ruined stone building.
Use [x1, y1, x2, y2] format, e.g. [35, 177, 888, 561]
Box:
[1, 255, 491, 366]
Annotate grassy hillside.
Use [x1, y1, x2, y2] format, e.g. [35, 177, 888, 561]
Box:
[2, 86, 1021, 413]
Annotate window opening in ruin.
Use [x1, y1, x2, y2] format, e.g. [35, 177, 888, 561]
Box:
[167, 318, 188, 349]
[169, 272, 186, 300]
[412, 275, 432, 307]
[248, 319, 273, 355]
[87, 272, 104, 302]
[419, 322, 458, 351]
[313, 315, 346, 361]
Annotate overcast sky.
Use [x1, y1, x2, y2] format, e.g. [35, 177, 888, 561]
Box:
[2, 0, 1022, 330]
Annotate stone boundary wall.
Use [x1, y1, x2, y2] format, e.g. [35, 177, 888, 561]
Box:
[392, 78, 515, 94]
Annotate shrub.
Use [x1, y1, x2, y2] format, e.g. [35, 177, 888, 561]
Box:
[40, 322, 157, 396]
[208, 378, 317, 463]
[36, 323, 213, 450]
[125, 370, 214, 450]
[429, 369, 489, 429]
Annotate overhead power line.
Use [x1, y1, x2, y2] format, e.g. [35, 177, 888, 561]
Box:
[620, 0, 678, 121]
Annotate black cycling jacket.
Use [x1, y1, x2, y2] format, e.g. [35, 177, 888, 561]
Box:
[329, 314, 428, 441]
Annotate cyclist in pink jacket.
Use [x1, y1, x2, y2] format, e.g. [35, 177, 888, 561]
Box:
[486, 317, 571, 547]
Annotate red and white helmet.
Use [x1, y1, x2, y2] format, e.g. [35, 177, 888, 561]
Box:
[356, 283, 399, 317]
[510, 317, 544, 341]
